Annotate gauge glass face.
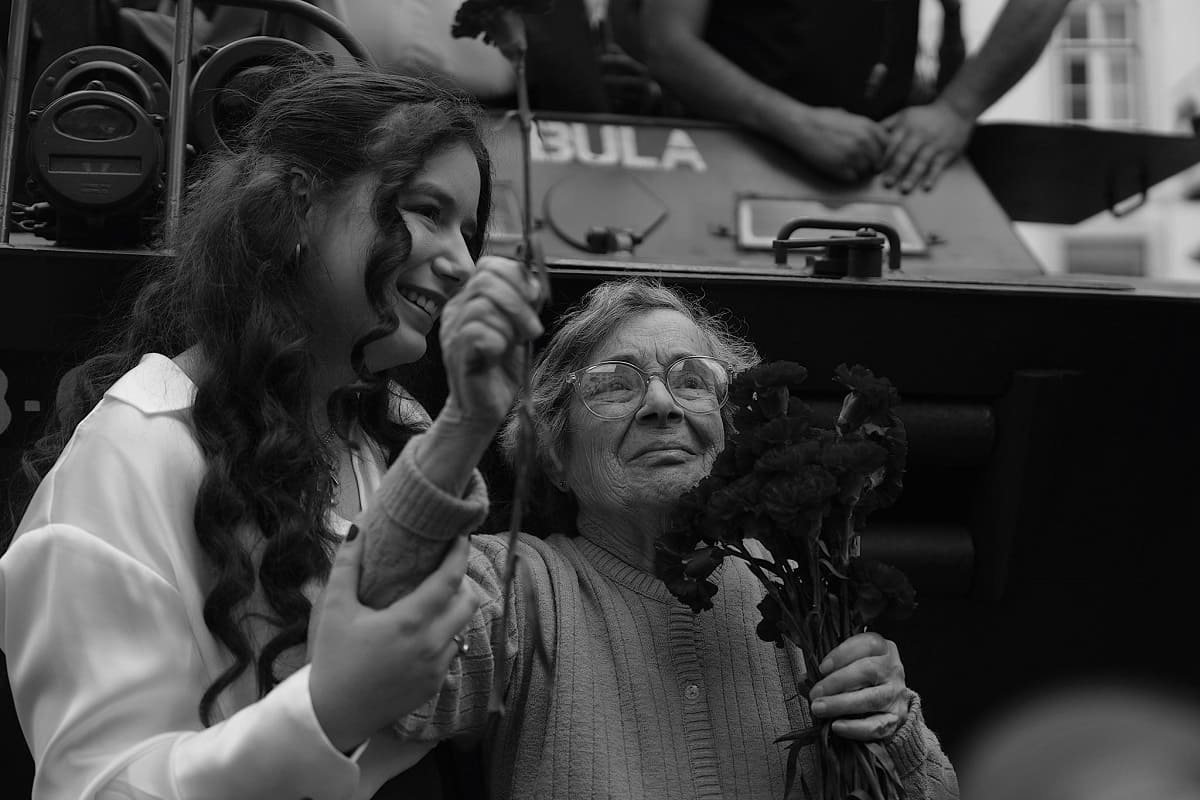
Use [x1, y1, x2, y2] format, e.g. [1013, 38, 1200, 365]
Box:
[54, 103, 136, 141]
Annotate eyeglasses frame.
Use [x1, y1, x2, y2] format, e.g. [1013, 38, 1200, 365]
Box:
[564, 355, 734, 420]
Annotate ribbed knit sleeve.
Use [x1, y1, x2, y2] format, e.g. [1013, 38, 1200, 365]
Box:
[390, 532, 557, 744]
[355, 431, 490, 606]
[888, 692, 961, 799]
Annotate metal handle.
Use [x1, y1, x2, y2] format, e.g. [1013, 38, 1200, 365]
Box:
[772, 217, 902, 272]
[1106, 162, 1149, 219]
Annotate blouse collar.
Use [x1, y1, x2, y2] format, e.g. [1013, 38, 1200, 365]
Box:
[105, 353, 197, 414]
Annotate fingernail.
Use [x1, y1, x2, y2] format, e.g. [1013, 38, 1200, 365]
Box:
[810, 699, 827, 715]
[819, 658, 833, 674]
[345, 524, 359, 542]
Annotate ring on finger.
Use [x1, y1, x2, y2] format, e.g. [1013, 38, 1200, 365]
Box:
[452, 633, 470, 657]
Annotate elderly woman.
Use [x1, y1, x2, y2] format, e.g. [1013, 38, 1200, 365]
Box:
[358, 278, 959, 799]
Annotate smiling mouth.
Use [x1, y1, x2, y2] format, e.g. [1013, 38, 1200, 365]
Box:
[635, 446, 696, 458]
[398, 287, 444, 320]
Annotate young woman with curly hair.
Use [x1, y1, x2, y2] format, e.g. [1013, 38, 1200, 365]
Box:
[0, 64, 544, 799]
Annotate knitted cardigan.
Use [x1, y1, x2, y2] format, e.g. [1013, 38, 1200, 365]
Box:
[367, 436, 960, 800]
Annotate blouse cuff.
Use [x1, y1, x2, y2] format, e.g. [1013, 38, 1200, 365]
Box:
[882, 690, 930, 778]
[173, 665, 360, 800]
[368, 431, 489, 541]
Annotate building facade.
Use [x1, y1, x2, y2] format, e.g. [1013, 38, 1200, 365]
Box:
[963, 0, 1200, 280]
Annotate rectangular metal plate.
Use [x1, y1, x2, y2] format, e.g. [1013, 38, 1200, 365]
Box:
[736, 196, 928, 255]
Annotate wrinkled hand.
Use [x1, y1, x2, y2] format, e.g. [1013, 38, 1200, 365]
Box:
[782, 105, 889, 183]
[309, 531, 479, 753]
[881, 99, 975, 193]
[439, 255, 544, 430]
[808, 632, 909, 741]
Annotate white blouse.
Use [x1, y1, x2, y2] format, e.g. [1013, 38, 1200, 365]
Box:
[0, 354, 435, 799]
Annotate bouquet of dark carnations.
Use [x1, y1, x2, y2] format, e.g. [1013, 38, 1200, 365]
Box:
[654, 361, 916, 800]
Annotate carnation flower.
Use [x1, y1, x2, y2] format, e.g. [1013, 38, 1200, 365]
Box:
[760, 468, 838, 529]
[744, 361, 810, 390]
[707, 473, 758, 517]
[755, 386, 791, 420]
[666, 489, 711, 545]
[818, 439, 889, 475]
[669, 575, 720, 613]
[708, 447, 742, 480]
[451, 0, 553, 59]
[833, 363, 900, 434]
[683, 546, 724, 578]
[754, 441, 823, 474]
[850, 558, 917, 623]
[730, 361, 809, 427]
[756, 593, 786, 647]
[733, 439, 760, 473]
[692, 474, 754, 542]
[853, 417, 908, 527]
[657, 361, 912, 800]
[653, 535, 720, 613]
[756, 415, 815, 448]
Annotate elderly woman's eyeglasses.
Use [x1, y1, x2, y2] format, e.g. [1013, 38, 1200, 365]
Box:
[566, 356, 732, 419]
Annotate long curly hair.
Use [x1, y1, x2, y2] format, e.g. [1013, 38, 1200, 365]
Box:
[8, 64, 493, 725]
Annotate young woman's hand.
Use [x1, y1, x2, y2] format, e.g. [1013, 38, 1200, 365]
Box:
[807, 632, 910, 741]
[438, 255, 544, 431]
[308, 527, 478, 753]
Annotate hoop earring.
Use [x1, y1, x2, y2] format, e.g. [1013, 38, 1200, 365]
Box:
[293, 241, 303, 268]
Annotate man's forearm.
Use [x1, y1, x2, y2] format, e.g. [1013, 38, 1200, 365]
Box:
[939, 0, 1073, 120]
[643, 29, 811, 141]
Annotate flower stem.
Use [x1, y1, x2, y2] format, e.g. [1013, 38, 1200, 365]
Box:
[840, 506, 852, 640]
[726, 542, 811, 656]
[514, 53, 533, 265]
[490, 40, 553, 713]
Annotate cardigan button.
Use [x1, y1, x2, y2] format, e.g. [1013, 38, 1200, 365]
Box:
[684, 683, 701, 700]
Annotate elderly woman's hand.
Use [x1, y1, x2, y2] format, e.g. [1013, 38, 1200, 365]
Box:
[807, 632, 909, 741]
[411, 256, 542, 497]
[439, 255, 544, 429]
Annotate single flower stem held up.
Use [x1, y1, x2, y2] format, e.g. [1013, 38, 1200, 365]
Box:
[488, 24, 554, 713]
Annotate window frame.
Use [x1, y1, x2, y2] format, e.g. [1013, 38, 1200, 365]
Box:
[1054, 0, 1142, 129]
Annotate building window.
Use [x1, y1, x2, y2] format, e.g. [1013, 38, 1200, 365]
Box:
[1065, 236, 1146, 276]
[1056, 0, 1140, 128]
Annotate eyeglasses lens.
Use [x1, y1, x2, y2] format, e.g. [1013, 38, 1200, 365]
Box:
[577, 363, 641, 418]
[668, 357, 727, 411]
[578, 358, 727, 418]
